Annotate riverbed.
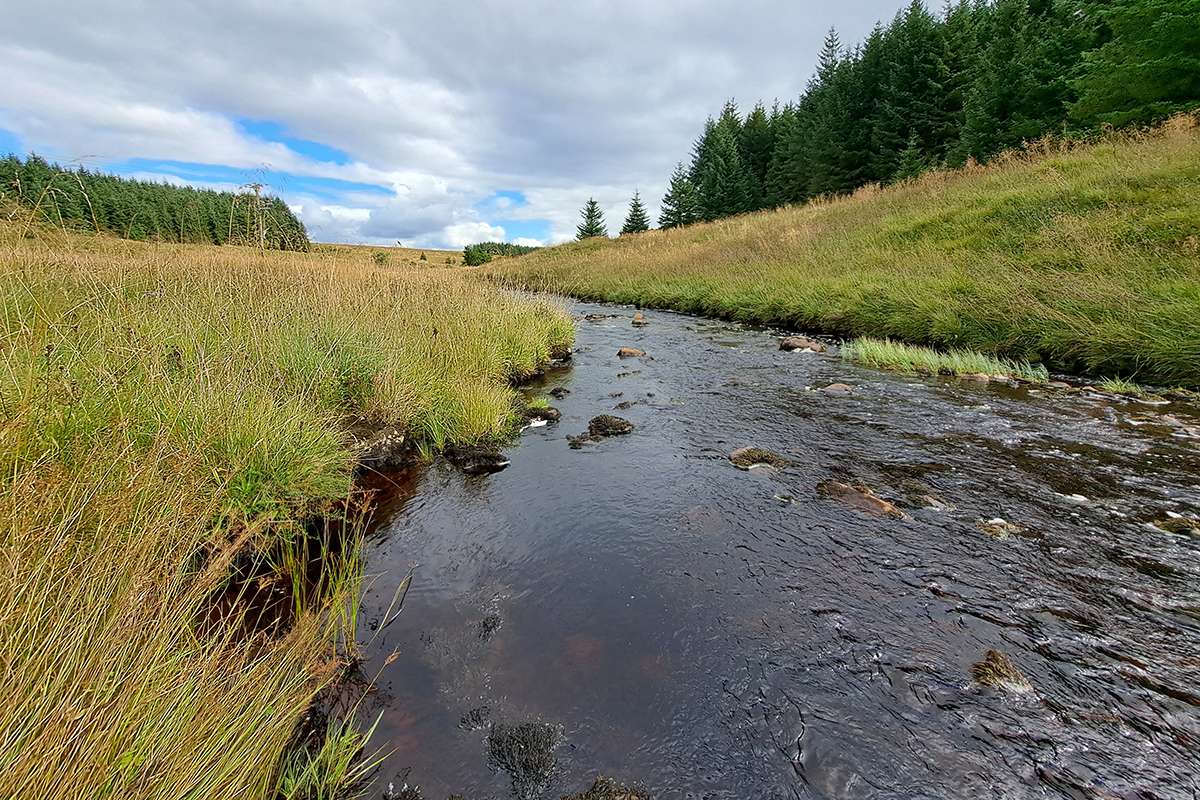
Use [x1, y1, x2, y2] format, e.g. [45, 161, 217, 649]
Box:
[355, 300, 1200, 800]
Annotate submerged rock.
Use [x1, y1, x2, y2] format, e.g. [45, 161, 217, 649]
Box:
[971, 649, 1032, 691]
[568, 415, 635, 449]
[976, 517, 1025, 538]
[1154, 516, 1200, 535]
[561, 775, 654, 800]
[486, 721, 564, 799]
[589, 415, 635, 437]
[1045, 381, 1072, 390]
[549, 387, 571, 399]
[444, 443, 510, 474]
[521, 405, 562, 423]
[822, 382, 854, 393]
[779, 335, 827, 353]
[816, 480, 906, 518]
[618, 347, 646, 358]
[729, 446, 793, 469]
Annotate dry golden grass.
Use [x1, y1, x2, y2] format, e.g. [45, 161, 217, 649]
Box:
[489, 115, 1200, 386]
[0, 223, 573, 799]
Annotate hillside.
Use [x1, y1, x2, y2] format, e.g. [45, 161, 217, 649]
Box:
[488, 117, 1200, 387]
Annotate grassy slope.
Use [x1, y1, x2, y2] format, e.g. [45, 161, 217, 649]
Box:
[488, 116, 1200, 387]
[0, 224, 573, 799]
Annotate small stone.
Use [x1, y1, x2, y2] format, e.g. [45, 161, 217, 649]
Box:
[1045, 381, 1071, 390]
[975, 517, 1024, 537]
[618, 347, 646, 358]
[521, 406, 561, 423]
[962, 373, 990, 382]
[823, 383, 854, 393]
[585, 313, 607, 321]
[816, 480, 906, 518]
[779, 335, 827, 353]
[633, 313, 644, 319]
[972, 649, 1032, 690]
[1154, 517, 1200, 534]
[549, 387, 570, 399]
[588, 415, 634, 437]
[729, 446, 793, 469]
[613, 400, 634, 410]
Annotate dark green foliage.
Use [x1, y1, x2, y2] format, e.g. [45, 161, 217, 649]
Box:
[1071, 0, 1200, 126]
[619, 191, 651, 234]
[658, 162, 699, 228]
[0, 154, 309, 250]
[669, 0, 1197, 222]
[576, 198, 608, 239]
[463, 241, 540, 266]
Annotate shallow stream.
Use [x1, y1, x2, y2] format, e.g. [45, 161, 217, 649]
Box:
[356, 300, 1200, 800]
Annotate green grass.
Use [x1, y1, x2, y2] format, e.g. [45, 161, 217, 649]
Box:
[486, 115, 1200, 388]
[0, 220, 574, 800]
[843, 337, 1050, 382]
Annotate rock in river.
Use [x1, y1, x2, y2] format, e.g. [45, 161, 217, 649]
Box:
[972, 649, 1032, 691]
[816, 479, 906, 518]
[729, 446, 793, 469]
[618, 347, 646, 358]
[444, 443, 511, 474]
[568, 415, 635, 449]
[521, 406, 562, 423]
[779, 335, 827, 353]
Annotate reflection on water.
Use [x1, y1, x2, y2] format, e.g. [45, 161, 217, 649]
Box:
[357, 303, 1200, 800]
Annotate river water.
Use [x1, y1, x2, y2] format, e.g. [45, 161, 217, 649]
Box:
[355, 301, 1200, 800]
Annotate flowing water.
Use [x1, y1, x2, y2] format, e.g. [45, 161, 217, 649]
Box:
[355, 301, 1200, 800]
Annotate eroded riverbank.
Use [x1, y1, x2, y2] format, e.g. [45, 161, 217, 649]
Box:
[357, 300, 1200, 800]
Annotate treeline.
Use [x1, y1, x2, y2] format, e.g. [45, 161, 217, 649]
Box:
[463, 241, 540, 265]
[0, 154, 310, 250]
[660, 0, 1200, 227]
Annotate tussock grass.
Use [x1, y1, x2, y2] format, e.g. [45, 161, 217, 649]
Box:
[0, 223, 573, 799]
[488, 115, 1200, 387]
[843, 337, 1049, 382]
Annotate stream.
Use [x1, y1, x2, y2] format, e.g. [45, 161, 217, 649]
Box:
[354, 300, 1200, 800]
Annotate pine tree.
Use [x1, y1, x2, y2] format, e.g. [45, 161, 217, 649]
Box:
[620, 191, 651, 234]
[1071, 0, 1200, 127]
[658, 163, 699, 228]
[576, 198, 608, 239]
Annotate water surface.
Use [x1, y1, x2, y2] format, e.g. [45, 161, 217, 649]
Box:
[357, 301, 1200, 800]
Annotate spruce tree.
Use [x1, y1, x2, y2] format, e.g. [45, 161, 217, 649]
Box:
[576, 198, 608, 239]
[620, 191, 651, 234]
[658, 163, 699, 228]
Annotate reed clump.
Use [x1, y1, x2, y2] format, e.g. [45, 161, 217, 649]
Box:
[0, 223, 573, 799]
[487, 115, 1200, 387]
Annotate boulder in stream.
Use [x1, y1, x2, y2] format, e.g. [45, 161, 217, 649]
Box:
[1154, 516, 1200, 535]
[589, 415, 635, 436]
[568, 415, 635, 449]
[487, 721, 564, 800]
[560, 775, 654, 800]
[729, 446, 793, 469]
[618, 347, 646, 358]
[822, 383, 854, 394]
[816, 480, 906, 518]
[780, 335, 827, 353]
[971, 649, 1032, 691]
[444, 443, 511, 474]
[521, 405, 562, 423]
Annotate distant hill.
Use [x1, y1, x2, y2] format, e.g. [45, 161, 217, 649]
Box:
[0, 154, 309, 250]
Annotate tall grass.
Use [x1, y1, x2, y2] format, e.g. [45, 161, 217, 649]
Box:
[487, 115, 1200, 387]
[0, 222, 573, 799]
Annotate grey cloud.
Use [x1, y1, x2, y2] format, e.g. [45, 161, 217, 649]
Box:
[1, 0, 912, 244]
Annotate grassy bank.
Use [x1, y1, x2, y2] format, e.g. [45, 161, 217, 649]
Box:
[487, 116, 1200, 387]
[0, 221, 573, 799]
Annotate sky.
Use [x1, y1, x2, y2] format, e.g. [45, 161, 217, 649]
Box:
[0, 0, 915, 248]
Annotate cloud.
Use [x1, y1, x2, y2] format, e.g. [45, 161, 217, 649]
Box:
[0, 0, 914, 245]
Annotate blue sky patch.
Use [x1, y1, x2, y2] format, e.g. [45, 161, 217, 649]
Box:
[494, 218, 551, 243]
[237, 118, 352, 165]
[0, 127, 24, 157]
[122, 158, 389, 202]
